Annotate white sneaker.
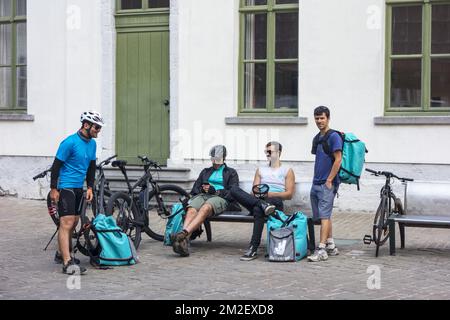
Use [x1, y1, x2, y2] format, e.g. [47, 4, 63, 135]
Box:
[326, 244, 339, 256]
[307, 248, 328, 262]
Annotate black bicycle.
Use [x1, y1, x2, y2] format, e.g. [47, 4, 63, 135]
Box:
[106, 156, 189, 249]
[363, 168, 414, 257]
[32, 155, 117, 256]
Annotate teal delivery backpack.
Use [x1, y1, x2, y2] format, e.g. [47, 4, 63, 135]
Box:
[266, 211, 308, 262]
[91, 214, 138, 266]
[312, 130, 368, 190]
[164, 203, 186, 246]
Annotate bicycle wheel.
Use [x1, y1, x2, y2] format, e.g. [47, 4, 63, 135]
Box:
[372, 196, 391, 256]
[143, 185, 189, 241]
[46, 191, 60, 227]
[106, 192, 142, 249]
[76, 197, 101, 257]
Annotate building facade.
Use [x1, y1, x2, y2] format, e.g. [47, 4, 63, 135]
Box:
[1, 0, 450, 213]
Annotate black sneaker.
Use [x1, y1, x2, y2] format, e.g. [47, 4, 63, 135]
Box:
[259, 201, 276, 216]
[240, 246, 258, 261]
[55, 252, 80, 265]
[62, 259, 87, 275]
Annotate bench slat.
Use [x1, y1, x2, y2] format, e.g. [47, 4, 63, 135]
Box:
[390, 215, 450, 225]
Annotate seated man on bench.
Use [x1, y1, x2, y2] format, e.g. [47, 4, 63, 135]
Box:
[171, 145, 240, 257]
[231, 141, 296, 261]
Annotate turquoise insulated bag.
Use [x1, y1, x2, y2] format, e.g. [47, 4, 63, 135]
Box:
[92, 214, 138, 266]
[312, 130, 368, 190]
[338, 132, 367, 189]
[164, 203, 186, 246]
[266, 211, 308, 261]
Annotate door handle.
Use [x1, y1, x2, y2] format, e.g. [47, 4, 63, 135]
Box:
[163, 100, 170, 106]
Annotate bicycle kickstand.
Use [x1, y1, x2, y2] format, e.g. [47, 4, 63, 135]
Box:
[43, 227, 59, 251]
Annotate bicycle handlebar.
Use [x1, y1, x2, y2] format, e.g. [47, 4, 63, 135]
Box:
[98, 154, 118, 168]
[365, 168, 414, 182]
[33, 169, 51, 181]
[138, 155, 162, 170]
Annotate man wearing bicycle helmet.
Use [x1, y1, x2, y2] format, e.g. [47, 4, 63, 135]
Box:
[170, 145, 240, 257]
[230, 141, 296, 261]
[50, 111, 104, 274]
[308, 106, 343, 262]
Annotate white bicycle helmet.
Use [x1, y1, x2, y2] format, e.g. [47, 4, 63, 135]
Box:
[80, 111, 105, 127]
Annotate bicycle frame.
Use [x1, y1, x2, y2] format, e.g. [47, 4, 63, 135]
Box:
[118, 163, 169, 218]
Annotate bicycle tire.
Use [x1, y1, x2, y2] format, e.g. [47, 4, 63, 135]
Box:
[373, 195, 391, 248]
[76, 197, 101, 257]
[46, 191, 60, 227]
[143, 184, 189, 241]
[106, 192, 142, 249]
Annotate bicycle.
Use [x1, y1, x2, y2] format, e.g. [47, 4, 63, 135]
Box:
[106, 156, 189, 249]
[363, 168, 414, 257]
[32, 154, 117, 257]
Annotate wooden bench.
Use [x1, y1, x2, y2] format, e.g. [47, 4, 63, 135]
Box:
[200, 181, 320, 252]
[388, 181, 450, 255]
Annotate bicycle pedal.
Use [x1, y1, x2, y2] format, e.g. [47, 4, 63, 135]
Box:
[363, 235, 372, 245]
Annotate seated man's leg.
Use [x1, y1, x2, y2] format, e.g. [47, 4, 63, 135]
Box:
[183, 194, 206, 229]
[266, 197, 284, 211]
[231, 186, 275, 216]
[183, 207, 197, 229]
[171, 194, 206, 257]
[172, 195, 227, 257]
[185, 195, 228, 234]
[230, 186, 260, 211]
[184, 203, 214, 235]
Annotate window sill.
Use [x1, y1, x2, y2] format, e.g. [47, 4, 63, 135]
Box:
[225, 116, 308, 125]
[374, 116, 450, 125]
[0, 114, 34, 121]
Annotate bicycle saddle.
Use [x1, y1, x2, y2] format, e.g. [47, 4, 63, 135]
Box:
[252, 184, 270, 199]
[111, 160, 127, 168]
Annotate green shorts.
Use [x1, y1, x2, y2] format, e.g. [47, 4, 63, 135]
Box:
[188, 194, 229, 216]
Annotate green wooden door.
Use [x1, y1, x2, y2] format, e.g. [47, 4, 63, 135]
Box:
[116, 12, 170, 165]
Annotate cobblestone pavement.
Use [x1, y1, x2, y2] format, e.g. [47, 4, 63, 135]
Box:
[1, 197, 449, 300]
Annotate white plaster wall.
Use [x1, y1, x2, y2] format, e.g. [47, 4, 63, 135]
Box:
[174, 0, 450, 165]
[0, 0, 108, 158]
[0, 0, 115, 199]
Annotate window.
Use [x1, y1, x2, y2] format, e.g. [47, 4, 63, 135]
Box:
[239, 0, 299, 115]
[118, 0, 169, 11]
[386, 0, 450, 115]
[0, 0, 26, 113]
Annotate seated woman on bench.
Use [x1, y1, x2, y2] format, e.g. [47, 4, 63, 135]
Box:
[231, 141, 296, 261]
[171, 145, 240, 257]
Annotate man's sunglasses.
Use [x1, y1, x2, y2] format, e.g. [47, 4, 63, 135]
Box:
[92, 124, 102, 131]
[265, 150, 277, 155]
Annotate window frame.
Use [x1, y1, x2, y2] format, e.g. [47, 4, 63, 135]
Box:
[0, 0, 26, 114]
[385, 0, 450, 116]
[238, 0, 299, 116]
[116, 0, 170, 13]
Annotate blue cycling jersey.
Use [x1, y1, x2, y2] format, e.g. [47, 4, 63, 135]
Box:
[56, 132, 97, 189]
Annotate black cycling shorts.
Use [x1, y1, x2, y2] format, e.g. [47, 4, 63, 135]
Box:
[58, 188, 84, 217]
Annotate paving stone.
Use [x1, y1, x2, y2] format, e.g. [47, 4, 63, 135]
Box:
[1, 197, 449, 300]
